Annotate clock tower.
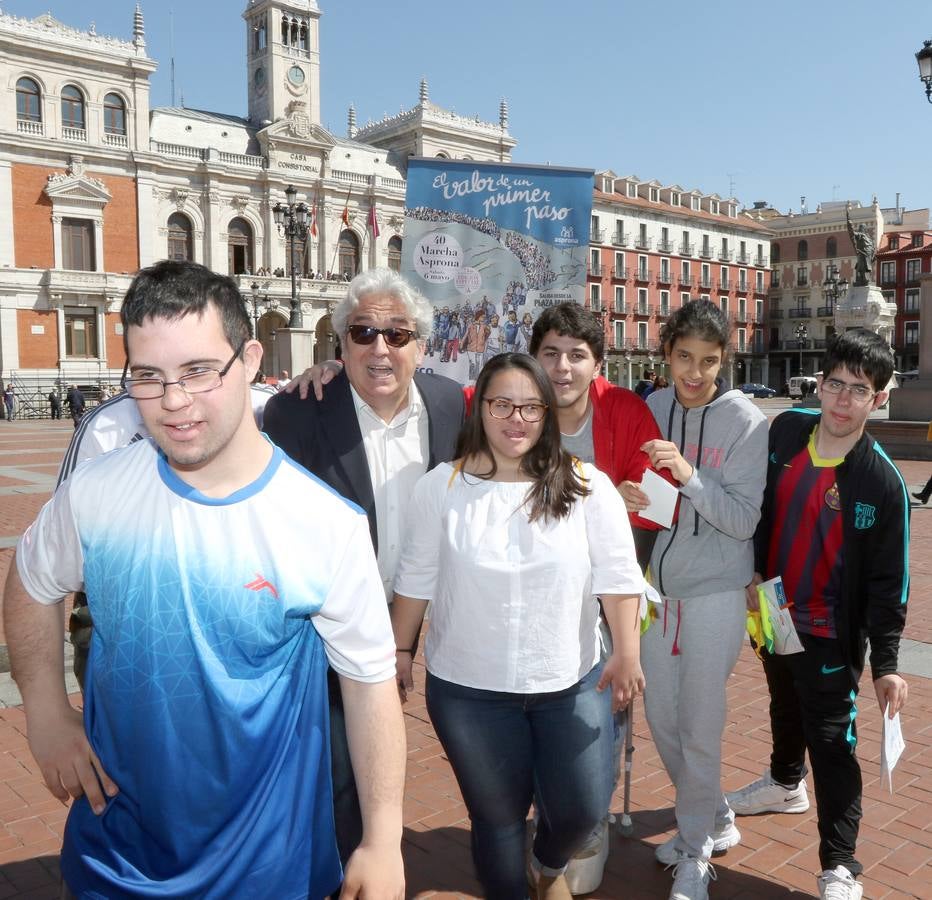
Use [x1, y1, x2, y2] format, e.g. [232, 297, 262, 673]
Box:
[243, 0, 321, 126]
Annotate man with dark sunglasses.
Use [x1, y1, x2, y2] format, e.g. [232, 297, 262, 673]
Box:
[263, 267, 464, 867]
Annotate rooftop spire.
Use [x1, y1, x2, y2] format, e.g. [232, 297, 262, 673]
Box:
[133, 3, 146, 48]
[347, 103, 357, 139]
[419, 77, 429, 106]
[499, 97, 508, 129]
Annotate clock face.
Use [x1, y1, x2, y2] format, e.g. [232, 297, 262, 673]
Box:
[288, 66, 305, 86]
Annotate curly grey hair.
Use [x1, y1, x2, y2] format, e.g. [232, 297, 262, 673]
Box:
[331, 268, 433, 338]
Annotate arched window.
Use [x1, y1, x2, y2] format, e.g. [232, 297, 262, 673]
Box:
[254, 20, 267, 51]
[16, 77, 41, 122]
[826, 236, 837, 258]
[299, 22, 308, 51]
[771, 244, 780, 265]
[338, 230, 359, 279]
[291, 18, 299, 47]
[167, 213, 193, 262]
[227, 217, 254, 275]
[797, 239, 808, 261]
[61, 85, 85, 130]
[103, 93, 126, 136]
[281, 16, 290, 45]
[387, 236, 402, 271]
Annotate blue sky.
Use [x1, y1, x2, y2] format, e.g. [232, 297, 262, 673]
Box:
[6, 0, 932, 218]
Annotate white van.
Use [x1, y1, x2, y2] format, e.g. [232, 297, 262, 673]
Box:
[788, 376, 818, 398]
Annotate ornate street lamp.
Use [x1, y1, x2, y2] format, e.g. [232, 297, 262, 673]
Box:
[249, 281, 275, 338]
[272, 185, 310, 328]
[917, 39, 932, 103]
[794, 322, 808, 376]
[822, 263, 848, 305]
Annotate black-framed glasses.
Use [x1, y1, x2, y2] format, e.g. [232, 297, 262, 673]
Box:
[484, 398, 548, 422]
[821, 378, 875, 403]
[121, 340, 246, 400]
[346, 324, 417, 348]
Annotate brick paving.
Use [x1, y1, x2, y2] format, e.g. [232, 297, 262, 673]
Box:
[0, 418, 930, 898]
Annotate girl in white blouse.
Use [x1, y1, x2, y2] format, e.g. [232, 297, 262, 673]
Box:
[392, 353, 645, 900]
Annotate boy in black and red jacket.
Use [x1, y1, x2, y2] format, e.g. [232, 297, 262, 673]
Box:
[726, 329, 909, 900]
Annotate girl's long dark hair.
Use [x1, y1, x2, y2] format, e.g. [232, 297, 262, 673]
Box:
[455, 353, 589, 522]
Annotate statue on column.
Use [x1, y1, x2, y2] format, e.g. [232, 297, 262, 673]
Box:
[846, 204, 875, 287]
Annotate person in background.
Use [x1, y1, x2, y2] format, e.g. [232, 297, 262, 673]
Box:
[66, 384, 85, 428]
[392, 353, 645, 900]
[49, 389, 63, 420]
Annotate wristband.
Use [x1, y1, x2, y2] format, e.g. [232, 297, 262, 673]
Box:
[396, 648, 414, 654]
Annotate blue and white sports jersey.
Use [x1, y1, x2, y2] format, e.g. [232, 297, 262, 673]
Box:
[18, 440, 395, 899]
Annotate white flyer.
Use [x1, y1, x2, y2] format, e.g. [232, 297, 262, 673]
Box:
[880, 703, 906, 793]
[638, 468, 679, 529]
[757, 576, 804, 655]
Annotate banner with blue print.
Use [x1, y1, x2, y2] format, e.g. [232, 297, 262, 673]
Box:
[403, 158, 594, 384]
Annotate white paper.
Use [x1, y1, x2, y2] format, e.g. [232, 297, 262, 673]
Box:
[758, 576, 804, 655]
[638, 468, 679, 529]
[881, 703, 905, 793]
[639, 582, 664, 621]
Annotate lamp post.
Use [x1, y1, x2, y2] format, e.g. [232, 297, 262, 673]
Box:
[272, 185, 310, 328]
[822, 263, 848, 305]
[917, 39, 932, 103]
[249, 281, 275, 365]
[794, 322, 808, 376]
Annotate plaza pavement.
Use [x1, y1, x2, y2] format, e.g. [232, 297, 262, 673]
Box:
[0, 417, 929, 899]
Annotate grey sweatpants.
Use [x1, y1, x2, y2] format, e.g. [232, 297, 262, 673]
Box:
[641, 589, 746, 859]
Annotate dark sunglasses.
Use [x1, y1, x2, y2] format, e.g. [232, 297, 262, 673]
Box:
[347, 324, 417, 348]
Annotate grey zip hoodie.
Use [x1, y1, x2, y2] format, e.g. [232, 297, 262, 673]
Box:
[646, 383, 769, 599]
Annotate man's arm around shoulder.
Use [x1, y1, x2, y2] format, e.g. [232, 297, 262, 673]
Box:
[338, 674, 406, 899]
[2, 562, 117, 813]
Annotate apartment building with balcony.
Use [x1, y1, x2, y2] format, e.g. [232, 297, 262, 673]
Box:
[587, 171, 772, 388]
[877, 228, 932, 371]
[760, 199, 929, 388]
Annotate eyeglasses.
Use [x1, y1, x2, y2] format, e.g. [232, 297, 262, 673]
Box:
[122, 340, 245, 400]
[347, 324, 417, 348]
[485, 398, 548, 422]
[821, 378, 875, 403]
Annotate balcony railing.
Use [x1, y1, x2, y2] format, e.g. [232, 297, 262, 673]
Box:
[678, 275, 693, 288]
[588, 264, 603, 277]
[634, 236, 653, 250]
[754, 282, 766, 294]
[736, 280, 749, 292]
[813, 338, 827, 349]
[658, 303, 671, 318]
[736, 252, 750, 265]
[613, 303, 627, 315]
[16, 119, 44, 136]
[657, 270, 673, 285]
[611, 266, 628, 280]
[698, 276, 713, 289]
[718, 277, 730, 291]
[719, 249, 734, 262]
[905, 275, 922, 287]
[634, 268, 651, 282]
[783, 339, 811, 350]
[734, 310, 749, 323]
[788, 307, 812, 318]
[591, 228, 605, 244]
[612, 231, 629, 247]
[817, 305, 835, 318]
[657, 239, 674, 253]
[679, 242, 694, 256]
[633, 304, 654, 316]
[62, 126, 87, 142]
[104, 132, 128, 148]
[699, 246, 715, 259]
[755, 255, 769, 268]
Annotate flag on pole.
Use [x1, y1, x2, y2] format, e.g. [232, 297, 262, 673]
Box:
[368, 202, 380, 238]
[340, 190, 351, 227]
[310, 192, 318, 239]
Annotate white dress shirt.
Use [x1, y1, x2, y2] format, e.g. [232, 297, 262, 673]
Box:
[351, 383, 429, 600]
[394, 462, 645, 693]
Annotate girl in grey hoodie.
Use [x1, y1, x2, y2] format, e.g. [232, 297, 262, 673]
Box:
[624, 300, 768, 900]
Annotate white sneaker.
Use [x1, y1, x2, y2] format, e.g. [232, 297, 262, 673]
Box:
[655, 822, 741, 865]
[668, 857, 716, 900]
[564, 815, 611, 895]
[725, 769, 809, 815]
[817, 866, 864, 900]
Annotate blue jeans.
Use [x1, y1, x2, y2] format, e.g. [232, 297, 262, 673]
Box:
[426, 665, 612, 900]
